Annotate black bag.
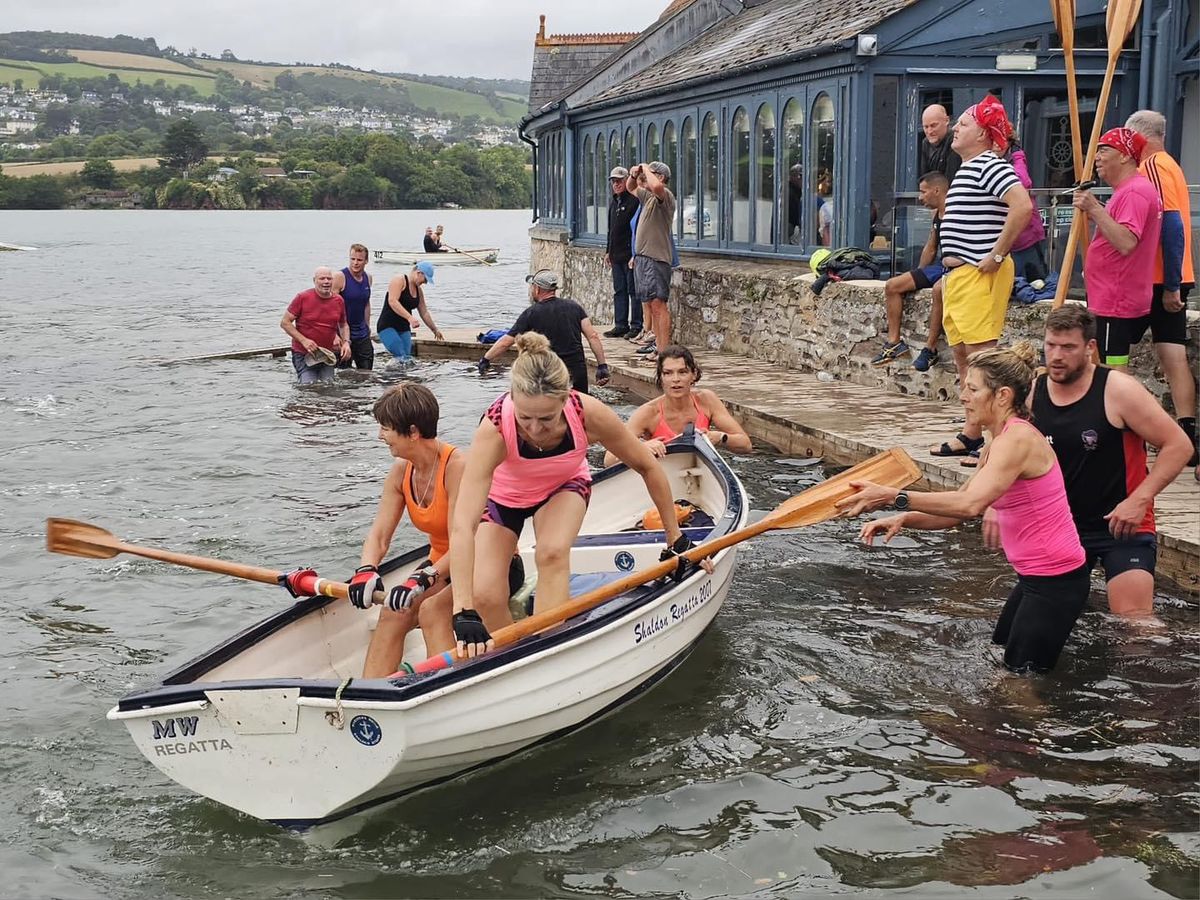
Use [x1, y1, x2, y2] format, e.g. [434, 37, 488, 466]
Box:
[812, 247, 881, 295]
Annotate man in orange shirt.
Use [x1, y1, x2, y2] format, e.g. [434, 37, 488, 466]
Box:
[1127, 110, 1197, 466]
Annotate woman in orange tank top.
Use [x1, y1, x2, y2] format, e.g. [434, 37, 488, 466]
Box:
[604, 345, 751, 466]
[346, 383, 465, 678]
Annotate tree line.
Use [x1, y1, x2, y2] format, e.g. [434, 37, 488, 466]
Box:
[0, 119, 533, 210]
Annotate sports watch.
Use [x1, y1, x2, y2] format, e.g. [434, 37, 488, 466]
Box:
[893, 491, 911, 511]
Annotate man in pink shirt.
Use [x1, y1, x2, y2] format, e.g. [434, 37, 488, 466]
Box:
[1074, 127, 1163, 367]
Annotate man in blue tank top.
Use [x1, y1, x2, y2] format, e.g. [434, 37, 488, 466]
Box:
[332, 243, 374, 370]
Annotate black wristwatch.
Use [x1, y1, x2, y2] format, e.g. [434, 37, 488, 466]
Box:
[719, 432, 729, 445]
[893, 491, 910, 511]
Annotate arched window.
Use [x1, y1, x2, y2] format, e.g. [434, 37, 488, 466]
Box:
[624, 126, 637, 166]
[610, 130, 620, 171]
[596, 132, 608, 233]
[646, 122, 660, 162]
[753, 103, 776, 245]
[662, 120, 678, 236]
[781, 98, 805, 246]
[680, 117, 697, 238]
[700, 112, 719, 241]
[811, 93, 836, 246]
[731, 106, 750, 243]
[583, 135, 594, 232]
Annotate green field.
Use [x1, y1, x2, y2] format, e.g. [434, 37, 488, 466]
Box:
[0, 58, 217, 94]
[403, 80, 524, 121]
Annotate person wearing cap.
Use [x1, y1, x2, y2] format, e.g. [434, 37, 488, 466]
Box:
[1126, 109, 1199, 468]
[929, 95, 1032, 466]
[477, 269, 610, 392]
[604, 165, 640, 338]
[1073, 127, 1163, 370]
[422, 226, 443, 253]
[626, 161, 677, 358]
[378, 261, 443, 365]
[280, 265, 350, 384]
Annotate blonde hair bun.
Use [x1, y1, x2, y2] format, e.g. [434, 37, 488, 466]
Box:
[514, 332, 551, 356]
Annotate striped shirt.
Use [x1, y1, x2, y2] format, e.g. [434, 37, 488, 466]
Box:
[940, 151, 1022, 266]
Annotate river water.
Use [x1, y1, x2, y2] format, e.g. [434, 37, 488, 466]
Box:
[1, 210, 1196, 899]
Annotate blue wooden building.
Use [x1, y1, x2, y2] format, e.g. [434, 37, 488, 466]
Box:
[521, 0, 1198, 262]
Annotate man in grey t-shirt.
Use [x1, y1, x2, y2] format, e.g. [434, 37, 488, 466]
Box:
[626, 160, 676, 359]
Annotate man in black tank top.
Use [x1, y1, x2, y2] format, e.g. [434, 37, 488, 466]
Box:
[1032, 306, 1192, 616]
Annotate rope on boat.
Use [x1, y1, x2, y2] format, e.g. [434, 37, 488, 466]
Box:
[325, 676, 353, 729]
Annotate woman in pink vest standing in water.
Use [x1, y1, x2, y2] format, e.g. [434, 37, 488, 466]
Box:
[449, 332, 701, 659]
[837, 343, 1089, 673]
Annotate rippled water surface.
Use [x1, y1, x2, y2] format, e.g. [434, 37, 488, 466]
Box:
[1, 211, 1197, 899]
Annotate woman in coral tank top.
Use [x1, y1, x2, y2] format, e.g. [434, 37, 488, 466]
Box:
[837, 343, 1089, 673]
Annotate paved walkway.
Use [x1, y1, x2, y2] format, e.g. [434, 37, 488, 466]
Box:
[417, 329, 1199, 594]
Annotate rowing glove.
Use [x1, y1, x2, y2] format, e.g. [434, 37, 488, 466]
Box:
[453, 609, 491, 646]
[659, 534, 695, 582]
[595, 363, 610, 386]
[387, 563, 437, 611]
[477, 356, 491, 374]
[280, 567, 318, 599]
[348, 565, 383, 609]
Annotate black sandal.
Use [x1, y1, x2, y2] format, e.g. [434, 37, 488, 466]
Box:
[930, 432, 985, 457]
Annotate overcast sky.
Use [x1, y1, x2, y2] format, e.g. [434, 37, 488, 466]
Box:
[5, 1, 663, 81]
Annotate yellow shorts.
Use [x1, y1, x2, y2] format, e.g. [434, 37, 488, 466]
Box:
[941, 258, 1014, 346]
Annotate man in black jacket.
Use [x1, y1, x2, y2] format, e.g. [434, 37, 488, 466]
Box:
[918, 104, 961, 185]
[604, 165, 640, 337]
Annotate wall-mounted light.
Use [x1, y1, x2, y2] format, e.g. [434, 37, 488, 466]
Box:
[996, 53, 1038, 71]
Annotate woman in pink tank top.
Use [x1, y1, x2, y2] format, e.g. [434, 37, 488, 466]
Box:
[447, 332, 701, 659]
[603, 345, 752, 466]
[837, 343, 1089, 673]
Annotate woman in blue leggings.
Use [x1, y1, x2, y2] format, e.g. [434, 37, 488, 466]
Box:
[377, 261, 443, 362]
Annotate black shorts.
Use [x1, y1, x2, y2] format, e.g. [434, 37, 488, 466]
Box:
[483, 477, 592, 536]
[337, 335, 375, 370]
[633, 255, 672, 303]
[910, 263, 947, 291]
[1149, 283, 1191, 345]
[991, 563, 1091, 673]
[1094, 315, 1147, 366]
[1080, 531, 1157, 581]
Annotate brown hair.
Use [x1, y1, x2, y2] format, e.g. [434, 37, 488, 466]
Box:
[372, 383, 439, 438]
[655, 345, 702, 389]
[1044, 304, 1097, 343]
[966, 341, 1040, 419]
[511, 332, 571, 398]
[349, 243, 369, 257]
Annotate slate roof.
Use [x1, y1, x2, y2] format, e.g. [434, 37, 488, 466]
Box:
[528, 17, 639, 112]
[581, 0, 920, 108]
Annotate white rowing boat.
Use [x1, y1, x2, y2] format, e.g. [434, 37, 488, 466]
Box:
[107, 432, 748, 831]
[373, 247, 499, 266]
[0, 241, 38, 251]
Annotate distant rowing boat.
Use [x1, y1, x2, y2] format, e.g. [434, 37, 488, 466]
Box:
[373, 248, 499, 266]
[0, 241, 38, 251]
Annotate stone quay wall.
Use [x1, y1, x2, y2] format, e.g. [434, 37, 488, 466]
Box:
[530, 229, 1198, 407]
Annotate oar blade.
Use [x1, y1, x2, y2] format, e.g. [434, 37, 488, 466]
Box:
[765, 448, 921, 530]
[46, 517, 122, 560]
[1107, 0, 1142, 45]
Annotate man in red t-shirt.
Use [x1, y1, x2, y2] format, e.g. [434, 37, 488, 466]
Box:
[1074, 127, 1163, 368]
[280, 266, 350, 384]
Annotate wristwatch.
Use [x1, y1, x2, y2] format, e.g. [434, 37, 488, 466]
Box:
[719, 432, 729, 445]
[893, 491, 910, 511]
[991, 253, 1005, 264]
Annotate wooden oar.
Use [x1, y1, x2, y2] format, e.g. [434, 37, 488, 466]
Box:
[1050, 0, 1085, 188]
[159, 345, 291, 365]
[45, 518, 387, 604]
[443, 244, 495, 266]
[394, 447, 921, 679]
[1052, 0, 1144, 307]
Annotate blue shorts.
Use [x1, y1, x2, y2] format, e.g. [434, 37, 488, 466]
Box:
[911, 264, 947, 291]
[291, 350, 335, 385]
[379, 328, 413, 361]
[1080, 531, 1157, 581]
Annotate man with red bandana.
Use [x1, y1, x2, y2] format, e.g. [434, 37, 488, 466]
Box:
[929, 94, 1032, 464]
[1073, 127, 1163, 368]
